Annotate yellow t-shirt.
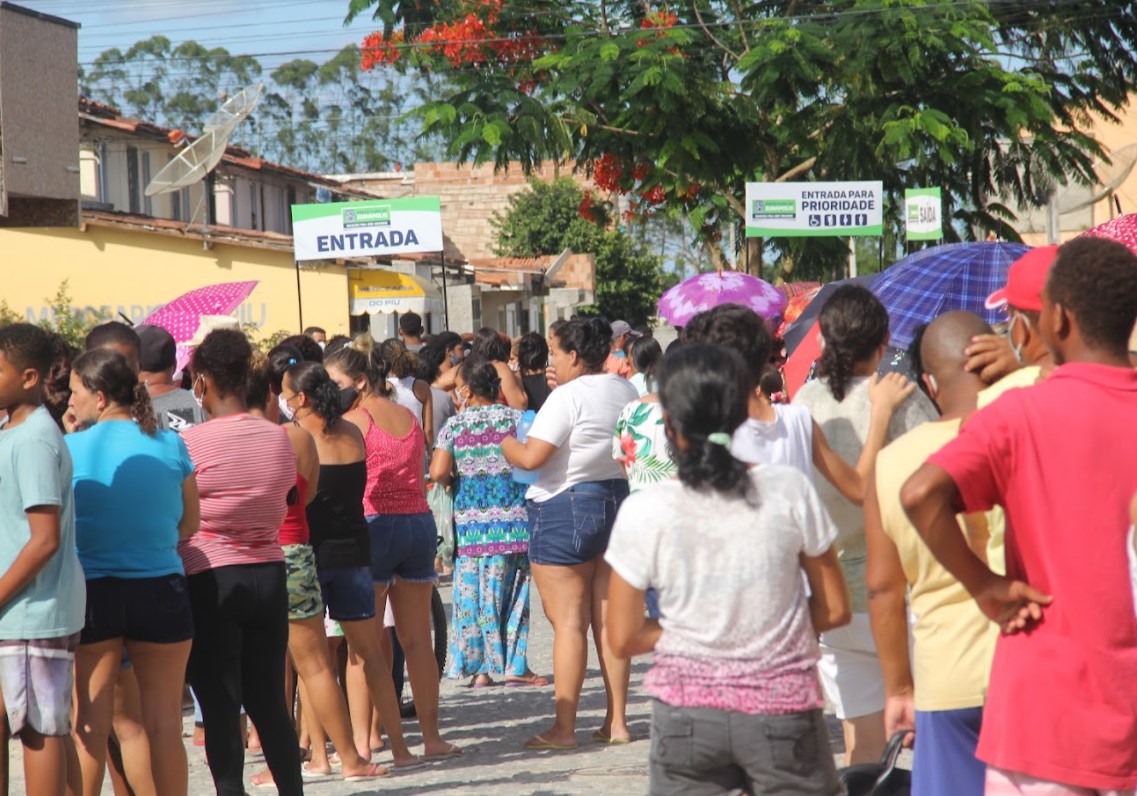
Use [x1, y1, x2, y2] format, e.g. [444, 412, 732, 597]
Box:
[977, 365, 1041, 408]
[875, 420, 998, 711]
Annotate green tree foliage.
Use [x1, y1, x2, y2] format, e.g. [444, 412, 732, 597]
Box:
[81, 38, 446, 174]
[0, 281, 108, 349]
[493, 179, 664, 326]
[346, 0, 1137, 281]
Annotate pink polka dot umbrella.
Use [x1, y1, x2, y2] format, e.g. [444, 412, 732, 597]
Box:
[141, 281, 259, 373]
[657, 270, 787, 328]
[1080, 213, 1137, 256]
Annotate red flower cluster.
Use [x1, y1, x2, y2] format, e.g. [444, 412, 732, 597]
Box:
[640, 184, 667, 205]
[640, 10, 678, 29]
[361, 29, 405, 69]
[592, 152, 626, 192]
[637, 10, 678, 47]
[417, 13, 492, 67]
[578, 190, 598, 222]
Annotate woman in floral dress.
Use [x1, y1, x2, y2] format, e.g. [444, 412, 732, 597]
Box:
[430, 358, 547, 687]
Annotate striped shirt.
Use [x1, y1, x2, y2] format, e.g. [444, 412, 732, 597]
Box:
[178, 413, 295, 576]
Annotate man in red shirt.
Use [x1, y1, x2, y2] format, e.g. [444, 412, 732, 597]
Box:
[901, 237, 1137, 795]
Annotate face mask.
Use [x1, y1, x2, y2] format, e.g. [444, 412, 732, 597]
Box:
[278, 393, 294, 421]
[926, 373, 939, 396]
[317, 341, 326, 350]
[192, 375, 205, 410]
[338, 385, 357, 412]
[449, 351, 462, 366]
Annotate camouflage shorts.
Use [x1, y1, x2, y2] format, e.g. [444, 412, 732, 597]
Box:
[283, 544, 324, 622]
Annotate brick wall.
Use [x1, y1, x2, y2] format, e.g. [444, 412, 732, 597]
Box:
[345, 161, 590, 263]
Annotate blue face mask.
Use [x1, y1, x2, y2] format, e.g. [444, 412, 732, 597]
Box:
[613, 350, 626, 359]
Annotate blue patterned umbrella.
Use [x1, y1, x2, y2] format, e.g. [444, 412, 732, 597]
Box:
[870, 242, 1030, 349]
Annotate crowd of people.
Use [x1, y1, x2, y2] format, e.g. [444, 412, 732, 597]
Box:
[0, 235, 1134, 795]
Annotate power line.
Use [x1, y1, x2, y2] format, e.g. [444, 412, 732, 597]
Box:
[73, 0, 1130, 68]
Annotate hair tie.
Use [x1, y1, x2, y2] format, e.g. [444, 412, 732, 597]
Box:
[288, 357, 298, 365]
[707, 432, 732, 451]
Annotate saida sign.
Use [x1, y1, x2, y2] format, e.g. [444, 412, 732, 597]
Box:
[745, 182, 884, 237]
[291, 197, 443, 261]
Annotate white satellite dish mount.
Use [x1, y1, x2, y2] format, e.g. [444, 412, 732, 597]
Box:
[144, 83, 266, 229]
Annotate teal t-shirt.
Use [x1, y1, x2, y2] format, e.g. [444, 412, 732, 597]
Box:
[66, 420, 194, 579]
[0, 406, 86, 639]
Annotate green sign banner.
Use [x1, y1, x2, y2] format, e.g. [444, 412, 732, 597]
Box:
[905, 188, 943, 241]
[745, 181, 883, 237]
[291, 196, 443, 261]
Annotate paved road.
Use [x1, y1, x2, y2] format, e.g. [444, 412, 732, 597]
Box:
[9, 578, 851, 795]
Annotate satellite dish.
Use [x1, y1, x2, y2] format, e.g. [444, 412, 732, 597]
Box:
[1057, 143, 1137, 214]
[204, 83, 265, 133]
[145, 126, 233, 196]
[144, 82, 264, 204]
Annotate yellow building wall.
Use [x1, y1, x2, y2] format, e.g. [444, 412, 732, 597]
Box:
[0, 224, 351, 337]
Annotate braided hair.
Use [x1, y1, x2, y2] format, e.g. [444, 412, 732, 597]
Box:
[817, 285, 889, 402]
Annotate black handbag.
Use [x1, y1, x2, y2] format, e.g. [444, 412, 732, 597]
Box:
[837, 731, 911, 796]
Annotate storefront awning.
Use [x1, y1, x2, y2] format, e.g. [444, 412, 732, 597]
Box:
[348, 268, 443, 316]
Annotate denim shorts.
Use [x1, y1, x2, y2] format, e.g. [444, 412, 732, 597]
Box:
[527, 479, 629, 566]
[318, 566, 377, 622]
[81, 574, 194, 645]
[366, 512, 438, 585]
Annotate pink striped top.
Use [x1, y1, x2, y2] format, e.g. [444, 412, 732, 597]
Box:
[362, 406, 430, 517]
[178, 413, 295, 576]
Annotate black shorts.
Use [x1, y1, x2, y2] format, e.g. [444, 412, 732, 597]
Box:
[81, 574, 194, 645]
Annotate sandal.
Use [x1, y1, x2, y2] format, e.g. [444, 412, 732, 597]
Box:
[504, 673, 550, 687]
[344, 762, 391, 782]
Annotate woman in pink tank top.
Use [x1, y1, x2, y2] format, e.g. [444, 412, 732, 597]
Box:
[325, 336, 460, 763]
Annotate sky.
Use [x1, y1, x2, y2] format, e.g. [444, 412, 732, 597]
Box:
[17, 0, 379, 73]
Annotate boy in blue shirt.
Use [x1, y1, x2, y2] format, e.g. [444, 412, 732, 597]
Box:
[0, 324, 86, 794]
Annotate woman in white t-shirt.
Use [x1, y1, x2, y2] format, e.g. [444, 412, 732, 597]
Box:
[793, 285, 938, 765]
[606, 343, 849, 795]
[380, 338, 434, 447]
[503, 317, 639, 751]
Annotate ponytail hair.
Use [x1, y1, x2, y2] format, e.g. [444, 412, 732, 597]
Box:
[817, 285, 890, 402]
[285, 361, 342, 433]
[325, 334, 391, 397]
[459, 356, 502, 402]
[72, 348, 158, 436]
[379, 338, 418, 379]
[658, 343, 751, 499]
[630, 336, 663, 390]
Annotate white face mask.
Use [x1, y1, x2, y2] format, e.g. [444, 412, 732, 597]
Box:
[317, 340, 326, 350]
[278, 393, 294, 421]
[1008, 312, 1026, 365]
[192, 375, 205, 410]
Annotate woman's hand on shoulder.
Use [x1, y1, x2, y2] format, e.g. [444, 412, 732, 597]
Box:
[867, 372, 915, 417]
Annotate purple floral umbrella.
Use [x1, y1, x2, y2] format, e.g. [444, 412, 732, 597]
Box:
[657, 270, 787, 327]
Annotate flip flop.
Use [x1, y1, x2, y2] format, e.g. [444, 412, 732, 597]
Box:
[344, 762, 391, 782]
[249, 771, 275, 789]
[591, 730, 631, 745]
[504, 674, 550, 687]
[525, 734, 578, 751]
[392, 756, 429, 772]
[301, 762, 333, 779]
[423, 743, 463, 762]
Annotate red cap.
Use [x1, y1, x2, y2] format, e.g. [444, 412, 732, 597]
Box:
[985, 245, 1059, 313]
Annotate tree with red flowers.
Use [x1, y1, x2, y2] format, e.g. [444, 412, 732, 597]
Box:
[349, 0, 1137, 280]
